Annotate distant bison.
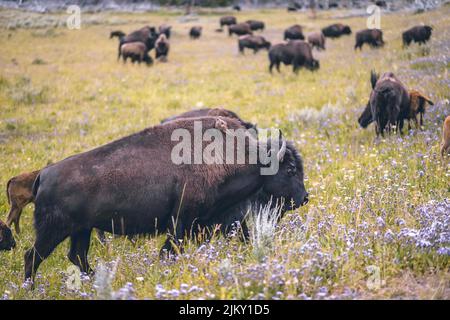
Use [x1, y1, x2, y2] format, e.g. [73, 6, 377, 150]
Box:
[5, 170, 39, 234]
[0, 219, 15, 251]
[441, 116, 450, 160]
[269, 41, 319, 74]
[233, 5, 241, 11]
[24, 116, 308, 281]
[110, 30, 125, 39]
[287, 6, 298, 12]
[355, 29, 384, 50]
[190, 26, 202, 39]
[239, 35, 271, 54]
[117, 26, 159, 60]
[120, 42, 152, 65]
[284, 25, 304, 41]
[402, 25, 433, 47]
[161, 107, 256, 131]
[245, 20, 265, 31]
[229, 23, 253, 37]
[155, 34, 170, 62]
[367, 71, 410, 136]
[220, 16, 237, 28]
[307, 32, 326, 50]
[158, 24, 172, 39]
[321, 23, 352, 38]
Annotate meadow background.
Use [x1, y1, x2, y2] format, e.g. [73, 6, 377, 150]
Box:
[0, 5, 449, 299]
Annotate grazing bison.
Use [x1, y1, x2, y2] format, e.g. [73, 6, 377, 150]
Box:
[284, 25, 304, 41]
[229, 23, 253, 37]
[322, 23, 352, 38]
[120, 42, 152, 65]
[245, 20, 265, 31]
[269, 41, 319, 74]
[233, 5, 241, 11]
[158, 24, 172, 39]
[0, 220, 15, 251]
[117, 26, 159, 61]
[161, 108, 256, 131]
[110, 30, 125, 39]
[220, 16, 237, 28]
[355, 29, 384, 50]
[287, 6, 298, 12]
[238, 35, 271, 54]
[307, 32, 326, 50]
[5, 170, 39, 234]
[155, 34, 170, 62]
[24, 116, 308, 281]
[407, 90, 434, 129]
[190, 26, 202, 39]
[402, 25, 433, 47]
[441, 116, 450, 160]
[367, 71, 410, 136]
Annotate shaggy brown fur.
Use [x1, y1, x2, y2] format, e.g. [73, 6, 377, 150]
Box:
[120, 42, 152, 65]
[6, 170, 39, 234]
[284, 25, 304, 41]
[441, 116, 450, 160]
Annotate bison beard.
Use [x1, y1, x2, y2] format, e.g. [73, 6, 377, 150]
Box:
[24, 117, 308, 282]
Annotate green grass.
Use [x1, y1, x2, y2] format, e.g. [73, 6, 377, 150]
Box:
[0, 7, 449, 300]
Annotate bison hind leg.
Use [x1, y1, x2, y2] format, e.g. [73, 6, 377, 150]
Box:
[68, 229, 93, 274]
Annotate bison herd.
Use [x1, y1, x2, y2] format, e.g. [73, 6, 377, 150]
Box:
[0, 12, 448, 288]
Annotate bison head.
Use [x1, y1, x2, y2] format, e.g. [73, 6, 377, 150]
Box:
[261, 136, 309, 211]
[0, 221, 16, 251]
[307, 59, 320, 71]
[358, 102, 374, 128]
[342, 26, 352, 35]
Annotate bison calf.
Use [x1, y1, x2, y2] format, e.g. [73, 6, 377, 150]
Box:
[239, 35, 271, 54]
[155, 34, 170, 62]
[402, 25, 432, 47]
[355, 29, 384, 50]
[407, 90, 434, 129]
[229, 23, 253, 37]
[307, 32, 326, 50]
[5, 170, 39, 234]
[441, 116, 450, 160]
[190, 26, 202, 39]
[0, 219, 15, 251]
[284, 25, 304, 41]
[120, 42, 152, 65]
[269, 41, 319, 74]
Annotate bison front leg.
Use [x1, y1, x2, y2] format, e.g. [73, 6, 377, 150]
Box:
[68, 229, 93, 274]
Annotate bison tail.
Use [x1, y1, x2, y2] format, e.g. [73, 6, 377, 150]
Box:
[6, 178, 12, 205]
[32, 173, 41, 199]
[370, 70, 379, 89]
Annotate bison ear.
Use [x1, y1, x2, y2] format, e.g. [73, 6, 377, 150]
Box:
[215, 117, 228, 133]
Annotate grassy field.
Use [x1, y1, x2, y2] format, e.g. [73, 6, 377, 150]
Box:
[0, 6, 449, 300]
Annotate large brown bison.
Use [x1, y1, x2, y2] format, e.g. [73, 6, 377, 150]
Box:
[366, 71, 410, 136]
[238, 35, 271, 54]
[117, 26, 159, 61]
[155, 34, 170, 62]
[229, 23, 253, 37]
[119, 42, 152, 65]
[161, 108, 256, 131]
[5, 170, 39, 234]
[245, 20, 265, 31]
[307, 32, 326, 50]
[0, 219, 15, 251]
[402, 25, 433, 47]
[268, 41, 319, 74]
[220, 16, 237, 28]
[321, 23, 352, 38]
[190, 26, 202, 39]
[24, 117, 308, 281]
[355, 29, 384, 50]
[284, 25, 304, 41]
